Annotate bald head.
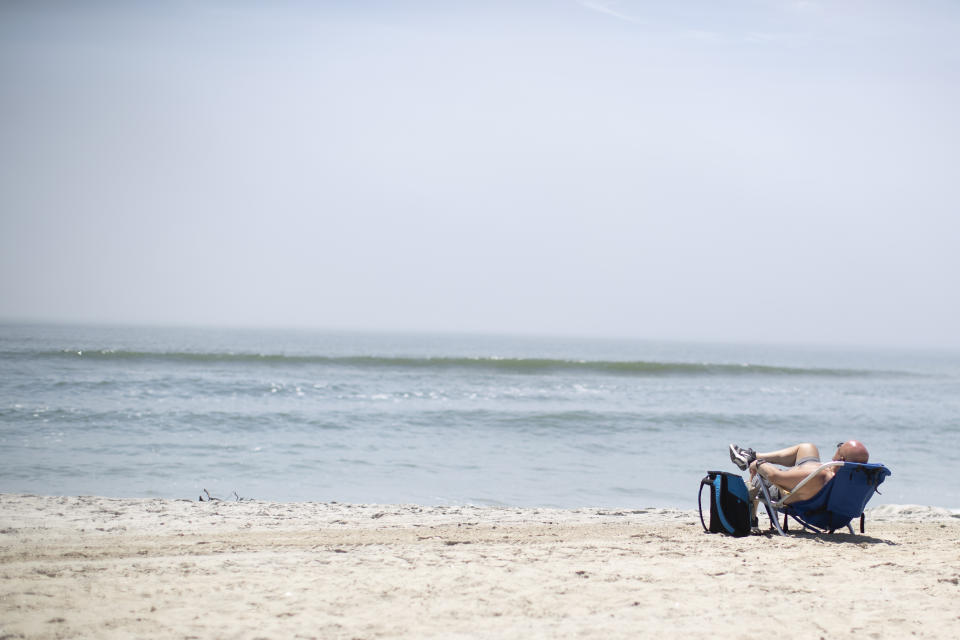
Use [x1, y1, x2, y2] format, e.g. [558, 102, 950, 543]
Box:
[835, 440, 869, 463]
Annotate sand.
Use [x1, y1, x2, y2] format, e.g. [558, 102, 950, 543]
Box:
[1, 494, 958, 639]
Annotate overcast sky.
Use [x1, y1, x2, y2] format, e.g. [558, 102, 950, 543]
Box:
[1, 1, 958, 347]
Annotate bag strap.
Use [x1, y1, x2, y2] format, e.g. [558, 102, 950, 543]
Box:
[698, 475, 713, 532]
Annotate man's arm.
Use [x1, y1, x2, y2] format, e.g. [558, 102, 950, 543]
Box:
[749, 459, 816, 492]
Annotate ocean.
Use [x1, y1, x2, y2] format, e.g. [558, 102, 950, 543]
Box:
[1, 323, 956, 509]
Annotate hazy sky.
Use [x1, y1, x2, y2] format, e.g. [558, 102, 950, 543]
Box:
[1, 1, 958, 347]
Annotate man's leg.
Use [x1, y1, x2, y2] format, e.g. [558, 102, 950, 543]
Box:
[755, 443, 820, 467]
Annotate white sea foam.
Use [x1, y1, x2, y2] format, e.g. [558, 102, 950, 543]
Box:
[866, 504, 959, 521]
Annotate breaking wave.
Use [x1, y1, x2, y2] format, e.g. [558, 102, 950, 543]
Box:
[21, 349, 894, 377]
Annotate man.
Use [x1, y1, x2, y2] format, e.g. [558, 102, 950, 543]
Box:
[729, 441, 869, 503]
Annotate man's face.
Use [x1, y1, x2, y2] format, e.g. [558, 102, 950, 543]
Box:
[832, 442, 847, 461]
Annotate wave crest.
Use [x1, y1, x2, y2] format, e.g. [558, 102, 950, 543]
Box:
[21, 349, 887, 377]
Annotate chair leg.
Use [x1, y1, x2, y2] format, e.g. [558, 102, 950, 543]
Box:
[860, 514, 865, 534]
[756, 481, 787, 536]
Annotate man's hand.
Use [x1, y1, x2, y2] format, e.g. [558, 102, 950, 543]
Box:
[749, 459, 758, 479]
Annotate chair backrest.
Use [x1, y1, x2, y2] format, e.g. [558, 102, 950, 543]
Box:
[787, 462, 891, 531]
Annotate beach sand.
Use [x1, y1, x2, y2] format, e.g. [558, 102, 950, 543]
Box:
[1, 494, 958, 639]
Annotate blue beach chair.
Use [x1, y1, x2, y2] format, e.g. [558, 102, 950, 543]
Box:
[756, 462, 891, 536]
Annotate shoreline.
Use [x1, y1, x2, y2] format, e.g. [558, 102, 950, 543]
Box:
[2, 494, 959, 638]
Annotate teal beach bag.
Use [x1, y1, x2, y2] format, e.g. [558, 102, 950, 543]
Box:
[698, 471, 751, 537]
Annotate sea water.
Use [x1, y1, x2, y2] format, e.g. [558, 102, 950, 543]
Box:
[1, 323, 957, 509]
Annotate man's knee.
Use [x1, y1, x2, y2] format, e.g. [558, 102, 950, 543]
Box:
[796, 442, 820, 458]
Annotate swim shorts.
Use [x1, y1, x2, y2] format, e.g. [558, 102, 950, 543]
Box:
[752, 474, 781, 502]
